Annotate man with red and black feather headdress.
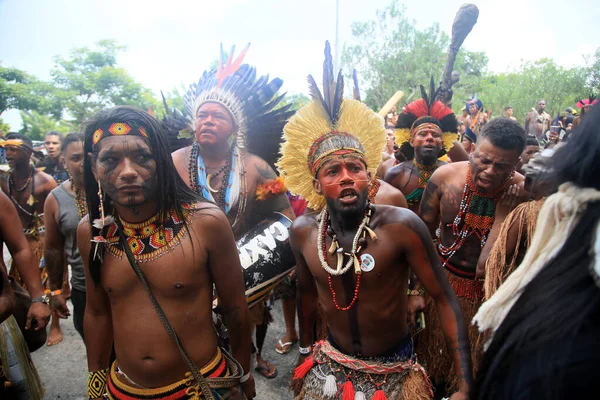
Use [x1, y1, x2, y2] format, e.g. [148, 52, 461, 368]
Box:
[384, 79, 459, 212]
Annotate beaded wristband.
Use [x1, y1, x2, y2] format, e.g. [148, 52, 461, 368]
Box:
[407, 288, 426, 296]
[299, 346, 312, 355]
[88, 368, 108, 399]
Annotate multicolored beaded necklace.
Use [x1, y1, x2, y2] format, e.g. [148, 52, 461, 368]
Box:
[103, 204, 195, 263]
[317, 203, 377, 311]
[437, 166, 512, 269]
[405, 159, 438, 207]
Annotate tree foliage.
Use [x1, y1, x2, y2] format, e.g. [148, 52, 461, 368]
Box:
[342, 1, 487, 110]
[51, 40, 160, 124]
[342, 0, 597, 122]
[19, 111, 74, 140]
[0, 65, 61, 117]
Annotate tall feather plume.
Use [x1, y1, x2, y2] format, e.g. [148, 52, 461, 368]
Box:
[429, 76, 436, 108]
[307, 75, 325, 106]
[420, 85, 429, 110]
[322, 41, 335, 120]
[332, 71, 344, 122]
[352, 69, 361, 101]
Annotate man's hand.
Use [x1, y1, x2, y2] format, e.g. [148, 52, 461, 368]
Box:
[51, 294, 71, 319]
[26, 302, 51, 330]
[495, 184, 520, 219]
[241, 375, 256, 399]
[407, 295, 426, 329]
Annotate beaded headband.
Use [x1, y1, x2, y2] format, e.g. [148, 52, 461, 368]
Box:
[307, 131, 367, 176]
[411, 122, 442, 138]
[92, 122, 149, 147]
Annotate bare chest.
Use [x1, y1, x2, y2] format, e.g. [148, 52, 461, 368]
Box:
[101, 242, 209, 301]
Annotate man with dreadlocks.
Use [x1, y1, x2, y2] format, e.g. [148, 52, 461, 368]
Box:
[417, 117, 526, 395]
[281, 42, 471, 400]
[171, 44, 295, 381]
[384, 80, 459, 213]
[79, 106, 253, 400]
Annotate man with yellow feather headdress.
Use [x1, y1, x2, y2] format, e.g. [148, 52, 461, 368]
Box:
[278, 42, 471, 400]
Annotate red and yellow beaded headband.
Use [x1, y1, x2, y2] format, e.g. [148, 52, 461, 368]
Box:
[307, 131, 366, 176]
[92, 122, 149, 147]
[410, 122, 442, 138]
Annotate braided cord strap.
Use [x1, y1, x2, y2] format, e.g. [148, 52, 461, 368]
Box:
[88, 369, 108, 399]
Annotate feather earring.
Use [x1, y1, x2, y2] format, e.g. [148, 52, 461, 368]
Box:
[91, 180, 113, 262]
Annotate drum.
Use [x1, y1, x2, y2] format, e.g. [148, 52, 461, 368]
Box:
[237, 212, 295, 307]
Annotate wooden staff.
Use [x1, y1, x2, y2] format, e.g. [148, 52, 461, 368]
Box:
[437, 4, 479, 106]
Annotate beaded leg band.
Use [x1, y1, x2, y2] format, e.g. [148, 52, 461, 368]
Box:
[88, 368, 108, 399]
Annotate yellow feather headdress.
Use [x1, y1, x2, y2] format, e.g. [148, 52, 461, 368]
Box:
[277, 42, 385, 210]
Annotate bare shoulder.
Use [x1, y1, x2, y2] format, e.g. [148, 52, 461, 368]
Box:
[372, 205, 429, 239]
[376, 180, 408, 208]
[35, 169, 56, 186]
[245, 153, 277, 182]
[172, 145, 191, 162]
[171, 145, 192, 177]
[432, 161, 467, 181]
[383, 161, 411, 183]
[290, 212, 318, 236]
[188, 202, 230, 232]
[77, 215, 92, 242]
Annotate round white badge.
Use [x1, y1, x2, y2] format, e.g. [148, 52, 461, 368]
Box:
[360, 254, 375, 272]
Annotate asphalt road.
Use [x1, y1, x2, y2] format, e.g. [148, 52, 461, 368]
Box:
[30, 298, 297, 399]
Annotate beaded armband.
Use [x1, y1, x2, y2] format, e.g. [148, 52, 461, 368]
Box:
[88, 368, 108, 399]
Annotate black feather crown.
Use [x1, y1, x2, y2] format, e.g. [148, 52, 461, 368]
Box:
[179, 44, 294, 168]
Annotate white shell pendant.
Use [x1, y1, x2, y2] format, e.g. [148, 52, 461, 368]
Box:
[360, 254, 375, 272]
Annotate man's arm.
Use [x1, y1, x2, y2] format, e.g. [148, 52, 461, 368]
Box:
[0, 260, 15, 324]
[524, 113, 530, 133]
[43, 192, 71, 318]
[0, 191, 50, 330]
[418, 170, 443, 238]
[290, 218, 318, 354]
[253, 157, 295, 221]
[447, 142, 469, 162]
[78, 218, 114, 384]
[401, 212, 472, 396]
[198, 207, 253, 395]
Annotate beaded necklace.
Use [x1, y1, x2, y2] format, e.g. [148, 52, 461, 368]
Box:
[70, 179, 88, 219]
[405, 159, 438, 206]
[103, 204, 195, 263]
[437, 166, 512, 268]
[9, 167, 33, 192]
[188, 142, 248, 228]
[317, 203, 377, 311]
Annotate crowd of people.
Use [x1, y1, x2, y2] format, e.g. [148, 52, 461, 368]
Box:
[0, 41, 599, 400]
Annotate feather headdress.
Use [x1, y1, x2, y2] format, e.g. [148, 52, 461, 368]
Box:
[277, 42, 385, 210]
[576, 95, 598, 109]
[182, 44, 294, 168]
[394, 77, 458, 160]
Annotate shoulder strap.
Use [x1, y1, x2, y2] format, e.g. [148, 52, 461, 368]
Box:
[116, 220, 216, 400]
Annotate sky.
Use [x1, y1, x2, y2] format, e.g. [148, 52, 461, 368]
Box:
[1, 0, 599, 129]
